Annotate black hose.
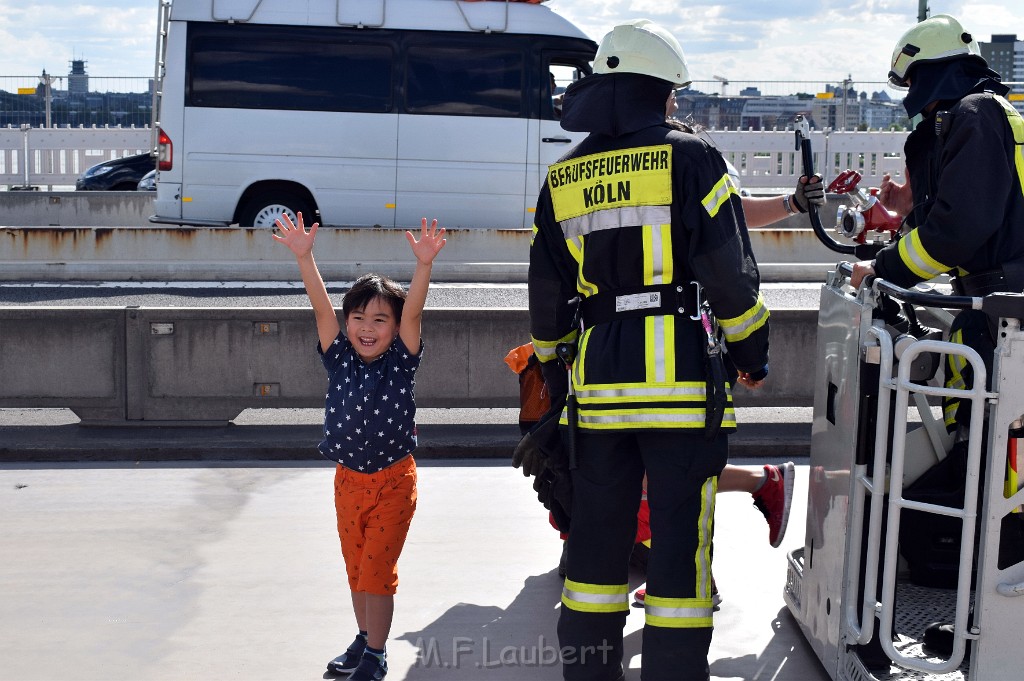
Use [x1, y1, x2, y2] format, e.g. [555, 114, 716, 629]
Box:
[799, 137, 856, 256]
[798, 136, 884, 259]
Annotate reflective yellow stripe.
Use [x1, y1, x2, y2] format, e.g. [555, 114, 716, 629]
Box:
[645, 315, 659, 382]
[532, 331, 578, 363]
[548, 145, 673, 223]
[569, 407, 737, 429]
[718, 292, 769, 342]
[530, 223, 539, 246]
[664, 315, 676, 384]
[994, 95, 1024, 204]
[943, 401, 959, 428]
[644, 595, 714, 629]
[1006, 439, 1020, 510]
[565, 236, 598, 297]
[943, 329, 967, 427]
[576, 327, 590, 388]
[945, 330, 968, 390]
[701, 173, 738, 218]
[898, 229, 950, 281]
[561, 579, 629, 613]
[660, 225, 674, 282]
[641, 223, 674, 285]
[696, 476, 716, 600]
[643, 225, 657, 285]
[640, 223, 676, 384]
[644, 477, 717, 629]
[996, 95, 1024, 144]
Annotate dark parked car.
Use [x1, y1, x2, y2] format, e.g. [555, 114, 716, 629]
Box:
[75, 153, 155, 191]
[137, 169, 157, 191]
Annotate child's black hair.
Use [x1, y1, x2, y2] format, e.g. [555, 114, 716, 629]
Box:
[342, 273, 407, 321]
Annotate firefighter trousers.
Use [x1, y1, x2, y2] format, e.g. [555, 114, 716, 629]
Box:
[557, 428, 728, 681]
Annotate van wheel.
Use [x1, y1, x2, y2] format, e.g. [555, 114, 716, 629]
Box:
[238, 191, 315, 228]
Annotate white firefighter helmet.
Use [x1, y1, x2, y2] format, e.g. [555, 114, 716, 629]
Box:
[888, 14, 982, 89]
[593, 19, 691, 87]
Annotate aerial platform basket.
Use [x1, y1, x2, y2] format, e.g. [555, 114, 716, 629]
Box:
[785, 262, 1024, 681]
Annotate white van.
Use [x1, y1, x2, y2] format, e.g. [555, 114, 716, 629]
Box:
[151, 0, 596, 229]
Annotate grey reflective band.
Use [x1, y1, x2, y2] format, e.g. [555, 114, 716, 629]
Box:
[720, 304, 768, 341]
[576, 385, 707, 399]
[560, 205, 672, 240]
[645, 604, 715, 620]
[562, 586, 628, 605]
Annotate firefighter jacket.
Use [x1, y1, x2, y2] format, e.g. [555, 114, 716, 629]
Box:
[874, 91, 1024, 288]
[528, 74, 769, 434]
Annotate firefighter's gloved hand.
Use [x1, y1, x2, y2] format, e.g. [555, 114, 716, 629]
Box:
[534, 467, 572, 532]
[512, 394, 566, 477]
[540, 357, 569, 404]
[512, 430, 549, 477]
[792, 174, 825, 213]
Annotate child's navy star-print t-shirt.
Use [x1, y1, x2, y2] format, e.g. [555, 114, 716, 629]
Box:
[317, 331, 421, 473]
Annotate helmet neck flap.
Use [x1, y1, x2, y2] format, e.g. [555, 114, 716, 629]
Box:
[903, 58, 1007, 118]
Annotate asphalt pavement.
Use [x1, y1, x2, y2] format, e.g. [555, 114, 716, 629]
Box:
[0, 458, 830, 681]
[0, 406, 811, 463]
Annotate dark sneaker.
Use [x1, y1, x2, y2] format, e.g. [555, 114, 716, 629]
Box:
[752, 462, 795, 548]
[349, 650, 388, 681]
[327, 635, 368, 676]
[923, 614, 974, 660]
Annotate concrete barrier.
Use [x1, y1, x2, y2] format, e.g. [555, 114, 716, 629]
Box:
[0, 191, 153, 227]
[0, 222, 850, 283]
[0, 306, 816, 424]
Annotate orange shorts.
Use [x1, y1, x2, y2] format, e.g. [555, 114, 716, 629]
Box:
[334, 456, 418, 595]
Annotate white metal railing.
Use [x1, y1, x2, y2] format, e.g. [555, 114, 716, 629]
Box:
[704, 128, 909, 189]
[0, 126, 152, 189]
[0, 125, 909, 190]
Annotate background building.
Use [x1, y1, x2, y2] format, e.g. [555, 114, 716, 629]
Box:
[980, 34, 1024, 110]
[68, 59, 89, 98]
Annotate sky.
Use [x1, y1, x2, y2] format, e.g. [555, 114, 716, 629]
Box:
[0, 0, 1020, 92]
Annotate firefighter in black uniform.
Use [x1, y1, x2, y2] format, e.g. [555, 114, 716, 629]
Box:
[850, 14, 1024, 658]
[528, 20, 770, 681]
[850, 15, 1024, 430]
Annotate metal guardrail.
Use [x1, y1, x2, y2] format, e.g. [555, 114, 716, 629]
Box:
[0, 306, 816, 424]
[0, 127, 150, 189]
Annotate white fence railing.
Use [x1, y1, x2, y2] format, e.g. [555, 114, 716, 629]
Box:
[0, 127, 153, 189]
[705, 128, 909, 189]
[0, 126, 909, 190]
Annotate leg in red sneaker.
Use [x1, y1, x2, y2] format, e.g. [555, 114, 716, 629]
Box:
[750, 462, 795, 548]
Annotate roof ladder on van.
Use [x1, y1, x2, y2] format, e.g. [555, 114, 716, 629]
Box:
[150, 0, 172, 156]
[456, 0, 510, 33]
[211, 0, 265, 22]
[336, 0, 386, 28]
[454, 1, 545, 34]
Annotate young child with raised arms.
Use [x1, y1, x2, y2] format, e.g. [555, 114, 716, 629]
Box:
[274, 213, 447, 681]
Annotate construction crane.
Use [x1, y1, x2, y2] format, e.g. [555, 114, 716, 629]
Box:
[712, 74, 728, 96]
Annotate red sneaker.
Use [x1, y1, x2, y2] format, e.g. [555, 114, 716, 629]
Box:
[634, 581, 721, 609]
[752, 462, 795, 548]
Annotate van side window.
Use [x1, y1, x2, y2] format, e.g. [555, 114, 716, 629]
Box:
[544, 60, 591, 121]
[187, 24, 393, 113]
[406, 46, 523, 117]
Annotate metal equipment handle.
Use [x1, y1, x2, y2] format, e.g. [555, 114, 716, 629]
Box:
[794, 118, 883, 259]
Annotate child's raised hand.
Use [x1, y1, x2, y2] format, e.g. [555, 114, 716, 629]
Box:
[272, 212, 318, 258]
[405, 218, 447, 265]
